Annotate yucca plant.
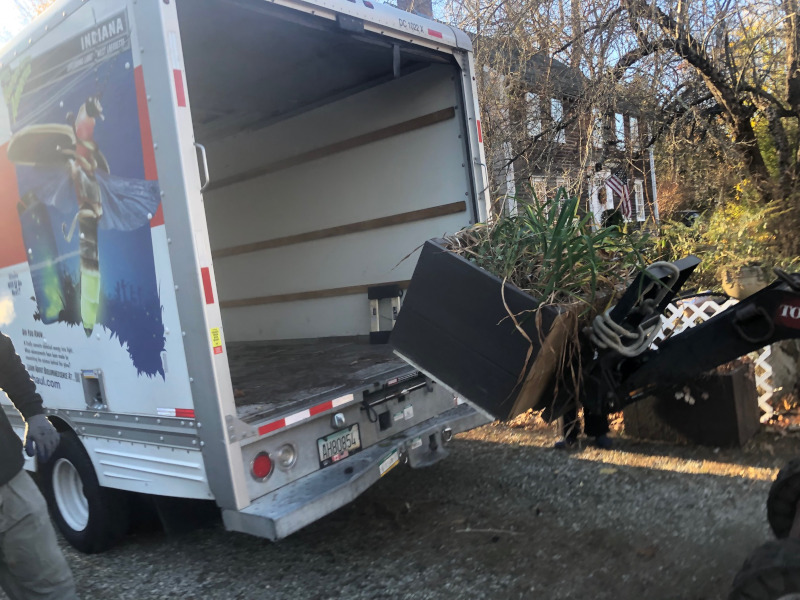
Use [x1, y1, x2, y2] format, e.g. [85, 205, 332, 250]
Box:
[445, 189, 648, 324]
[437, 189, 650, 415]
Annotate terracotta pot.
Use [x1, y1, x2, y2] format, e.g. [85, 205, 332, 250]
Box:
[721, 265, 768, 299]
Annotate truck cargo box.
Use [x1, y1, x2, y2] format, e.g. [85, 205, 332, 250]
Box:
[0, 0, 490, 548]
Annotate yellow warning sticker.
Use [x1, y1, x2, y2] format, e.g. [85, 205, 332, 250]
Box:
[379, 449, 400, 477]
[210, 327, 223, 355]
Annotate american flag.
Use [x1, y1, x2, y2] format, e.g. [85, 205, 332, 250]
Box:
[606, 171, 632, 221]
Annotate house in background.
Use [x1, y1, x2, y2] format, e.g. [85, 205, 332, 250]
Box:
[587, 101, 660, 228]
[388, 2, 659, 228]
[487, 53, 660, 228]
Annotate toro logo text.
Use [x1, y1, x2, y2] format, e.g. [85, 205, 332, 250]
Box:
[777, 300, 800, 329]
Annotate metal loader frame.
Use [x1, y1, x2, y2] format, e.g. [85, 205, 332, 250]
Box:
[573, 262, 800, 421]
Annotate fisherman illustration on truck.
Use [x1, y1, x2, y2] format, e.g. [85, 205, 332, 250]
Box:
[8, 93, 161, 339]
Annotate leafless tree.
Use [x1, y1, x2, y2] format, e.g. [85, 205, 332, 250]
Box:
[439, 0, 656, 211]
[438, 0, 800, 250]
[621, 0, 799, 203]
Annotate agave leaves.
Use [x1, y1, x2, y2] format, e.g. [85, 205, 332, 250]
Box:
[445, 189, 646, 322]
[437, 190, 649, 416]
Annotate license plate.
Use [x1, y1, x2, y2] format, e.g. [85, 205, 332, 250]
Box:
[317, 424, 361, 468]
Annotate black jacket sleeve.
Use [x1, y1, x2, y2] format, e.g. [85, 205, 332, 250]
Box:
[0, 332, 44, 420]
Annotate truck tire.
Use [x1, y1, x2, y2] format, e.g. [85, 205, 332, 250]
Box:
[39, 430, 130, 553]
[729, 539, 800, 600]
[768, 458, 800, 539]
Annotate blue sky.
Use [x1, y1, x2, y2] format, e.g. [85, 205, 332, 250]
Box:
[0, 1, 45, 46]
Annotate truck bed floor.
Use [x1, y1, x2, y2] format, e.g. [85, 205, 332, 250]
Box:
[227, 340, 413, 423]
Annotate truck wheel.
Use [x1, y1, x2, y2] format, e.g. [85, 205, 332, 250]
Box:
[39, 431, 130, 553]
[768, 459, 800, 539]
[729, 540, 800, 600]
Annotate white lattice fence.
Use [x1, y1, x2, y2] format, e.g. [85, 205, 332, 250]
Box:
[652, 298, 775, 422]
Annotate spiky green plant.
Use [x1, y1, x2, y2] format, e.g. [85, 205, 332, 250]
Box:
[445, 189, 648, 321]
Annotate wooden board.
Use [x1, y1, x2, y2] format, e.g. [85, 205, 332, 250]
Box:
[212, 201, 467, 259]
[228, 339, 413, 423]
[206, 107, 456, 191]
[219, 280, 411, 309]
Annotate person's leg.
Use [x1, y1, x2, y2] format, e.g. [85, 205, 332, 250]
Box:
[584, 413, 612, 449]
[555, 405, 581, 448]
[0, 470, 78, 600]
[0, 537, 23, 600]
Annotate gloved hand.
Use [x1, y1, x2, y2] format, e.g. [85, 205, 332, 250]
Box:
[24, 414, 60, 462]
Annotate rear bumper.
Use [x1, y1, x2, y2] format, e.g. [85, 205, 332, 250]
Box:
[222, 402, 489, 540]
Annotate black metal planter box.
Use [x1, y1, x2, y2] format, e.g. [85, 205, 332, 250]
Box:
[622, 363, 760, 447]
[391, 239, 568, 421]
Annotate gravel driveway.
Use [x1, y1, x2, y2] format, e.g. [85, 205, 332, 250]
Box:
[6, 422, 798, 600]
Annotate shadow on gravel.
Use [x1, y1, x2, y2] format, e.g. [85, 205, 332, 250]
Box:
[587, 429, 799, 472]
[480, 420, 800, 472]
[63, 426, 791, 600]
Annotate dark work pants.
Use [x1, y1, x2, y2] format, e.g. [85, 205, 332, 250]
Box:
[560, 406, 609, 440]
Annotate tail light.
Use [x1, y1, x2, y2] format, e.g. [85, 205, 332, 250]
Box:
[251, 452, 273, 481]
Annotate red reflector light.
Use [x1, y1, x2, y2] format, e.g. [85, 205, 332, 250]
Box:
[363, 1, 374, 7]
[252, 452, 273, 480]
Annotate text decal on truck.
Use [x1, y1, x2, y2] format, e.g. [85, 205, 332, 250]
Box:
[80, 16, 126, 52]
[398, 18, 424, 34]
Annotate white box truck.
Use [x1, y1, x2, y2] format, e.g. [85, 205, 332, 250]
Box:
[0, 0, 491, 551]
